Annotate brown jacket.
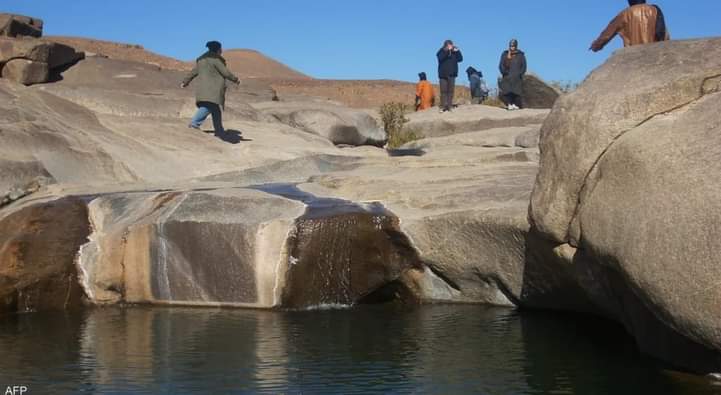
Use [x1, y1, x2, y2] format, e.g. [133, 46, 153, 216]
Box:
[591, 4, 670, 51]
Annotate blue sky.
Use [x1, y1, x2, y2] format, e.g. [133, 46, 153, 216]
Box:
[4, 1, 721, 85]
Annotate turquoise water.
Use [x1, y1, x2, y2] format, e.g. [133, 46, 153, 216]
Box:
[0, 305, 719, 394]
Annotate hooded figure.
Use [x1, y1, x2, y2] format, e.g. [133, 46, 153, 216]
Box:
[466, 67, 489, 104]
[415, 72, 435, 111]
[590, 0, 669, 52]
[182, 40, 240, 136]
[498, 39, 527, 110]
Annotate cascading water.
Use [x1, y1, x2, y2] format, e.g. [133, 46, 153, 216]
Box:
[249, 184, 424, 309]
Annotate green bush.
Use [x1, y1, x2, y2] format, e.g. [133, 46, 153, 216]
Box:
[380, 102, 423, 149]
[380, 102, 408, 136]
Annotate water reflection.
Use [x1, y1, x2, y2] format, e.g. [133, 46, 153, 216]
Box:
[0, 305, 720, 394]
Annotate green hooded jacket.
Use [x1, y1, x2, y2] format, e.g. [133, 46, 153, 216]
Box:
[183, 52, 239, 108]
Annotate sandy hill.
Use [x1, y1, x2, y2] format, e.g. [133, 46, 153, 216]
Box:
[267, 79, 471, 109]
[223, 49, 311, 80]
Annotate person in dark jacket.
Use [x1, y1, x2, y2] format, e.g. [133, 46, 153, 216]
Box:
[436, 39, 463, 112]
[181, 41, 240, 136]
[466, 67, 489, 104]
[498, 39, 526, 111]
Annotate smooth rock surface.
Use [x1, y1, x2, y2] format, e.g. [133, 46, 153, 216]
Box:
[529, 37, 721, 372]
[530, 38, 721, 243]
[403, 104, 548, 139]
[253, 101, 388, 146]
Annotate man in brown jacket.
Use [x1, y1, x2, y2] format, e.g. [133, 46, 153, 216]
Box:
[590, 0, 669, 52]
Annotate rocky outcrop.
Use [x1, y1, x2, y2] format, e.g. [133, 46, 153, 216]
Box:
[518, 74, 561, 109]
[253, 101, 388, 146]
[0, 14, 43, 38]
[529, 38, 721, 372]
[0, 75, 542, 312]
[0, 36, 83, 85]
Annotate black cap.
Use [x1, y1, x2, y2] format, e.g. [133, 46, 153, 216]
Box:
[206, 41, 222, 52]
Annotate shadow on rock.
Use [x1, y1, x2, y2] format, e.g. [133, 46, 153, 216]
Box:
[202, 129, 250, 144]
[387, 148, 426, 157]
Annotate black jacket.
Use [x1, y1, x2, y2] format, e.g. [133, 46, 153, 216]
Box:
[499, 50, 527, 96]
[437, 48, 463, 79]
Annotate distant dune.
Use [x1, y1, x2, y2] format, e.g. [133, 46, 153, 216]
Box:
[222, 49, 311, 81]
[47, 36, 191, 71]
[267, 79, 470, 109]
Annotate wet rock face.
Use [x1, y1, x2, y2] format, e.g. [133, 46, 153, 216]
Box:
[150, 221, 259, 304]
[0, 197, 89, 314]
[281, 207, 423, 308]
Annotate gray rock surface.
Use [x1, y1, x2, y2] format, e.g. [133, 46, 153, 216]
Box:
[403, 104, 548, 139]
[531, 38, 721, 243]
[0, 73, 541, 312]
[529, 37, 721, 372]
[519, 74, 561, 109]
[253, 101, 388, 146]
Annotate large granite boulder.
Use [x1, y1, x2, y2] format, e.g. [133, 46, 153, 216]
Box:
[497, 73, 561, 109]
[529, 37, 721, 372]
[253, 101, 388, 146]
[0, 14, 43, 38]
[520, 74, 561, 109]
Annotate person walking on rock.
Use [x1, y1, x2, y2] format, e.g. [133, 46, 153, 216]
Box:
[415, 72, 435, 111]
[498, 39, 526, 111]
[590, 0, 669, 52]
[466, 67, 489, 104]
[181, 41, 240, 136]
[436, 40, 463, 113]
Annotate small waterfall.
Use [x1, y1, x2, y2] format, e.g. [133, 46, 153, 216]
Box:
[249, 183, 424, 309]
[153, 194, 187, 302]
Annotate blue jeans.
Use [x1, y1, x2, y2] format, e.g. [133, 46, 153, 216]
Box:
[190, 101, 224, 134]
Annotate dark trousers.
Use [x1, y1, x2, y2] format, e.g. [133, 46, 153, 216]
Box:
[502, 93, 523, 108]
[190, 101, 224, 134]
[439, 77, 455, 110]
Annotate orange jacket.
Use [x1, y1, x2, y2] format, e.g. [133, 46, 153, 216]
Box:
[415, 80, 435, 110]
[591, 4, 670, 51]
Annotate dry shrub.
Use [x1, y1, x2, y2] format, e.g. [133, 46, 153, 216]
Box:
[380, 102, 423, 149]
